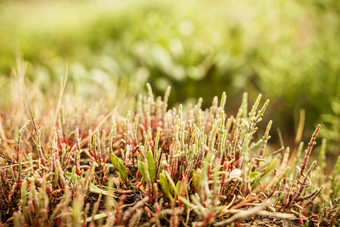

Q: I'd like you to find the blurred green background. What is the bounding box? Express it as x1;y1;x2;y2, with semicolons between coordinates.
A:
0;0;339;154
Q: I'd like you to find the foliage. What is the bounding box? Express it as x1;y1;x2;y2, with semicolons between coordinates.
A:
1;0;340;148
0;68;339;225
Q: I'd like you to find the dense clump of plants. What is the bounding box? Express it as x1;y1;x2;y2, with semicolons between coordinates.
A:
0;81;339;226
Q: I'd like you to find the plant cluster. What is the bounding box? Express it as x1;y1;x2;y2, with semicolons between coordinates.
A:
0;81;339;226
1;0;340;146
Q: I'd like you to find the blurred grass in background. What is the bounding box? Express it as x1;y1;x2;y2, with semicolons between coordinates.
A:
0;0;339;154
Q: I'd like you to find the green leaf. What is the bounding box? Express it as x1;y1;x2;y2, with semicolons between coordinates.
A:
138;161;147;182
165;171;177;192
110;153;118;169
248;172;260;182
116;172;122;180
253;158;278;188
64;173;117;198
159;173;172;199
146;151;156;184
110;153;127;181
262;158;278;176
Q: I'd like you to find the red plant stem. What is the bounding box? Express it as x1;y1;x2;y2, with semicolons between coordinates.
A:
299;124;320;178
